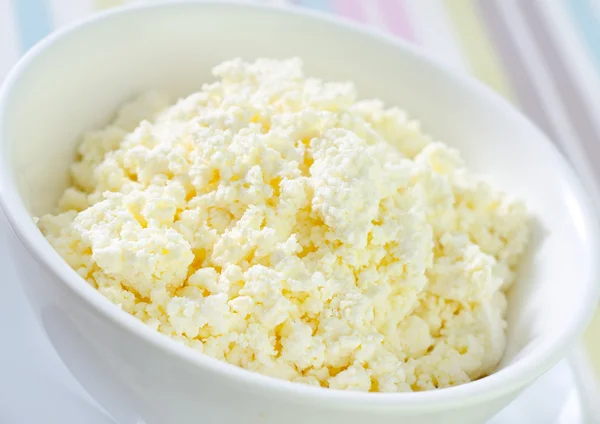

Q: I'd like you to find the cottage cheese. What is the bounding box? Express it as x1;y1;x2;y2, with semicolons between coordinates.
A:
38;58;529;392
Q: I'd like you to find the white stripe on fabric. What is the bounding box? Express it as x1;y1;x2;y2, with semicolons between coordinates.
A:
497;0;600;204
0;0;19;81
50;0;93;28
539;0;600;139
260;0;293;6
593;0;600;24
403;0;470;75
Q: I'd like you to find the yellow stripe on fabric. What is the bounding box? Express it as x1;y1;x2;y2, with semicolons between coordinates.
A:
443;0;515;102
583;309;600;380
94;0;126;10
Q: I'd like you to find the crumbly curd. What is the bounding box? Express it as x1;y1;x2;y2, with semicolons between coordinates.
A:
38;58;529;392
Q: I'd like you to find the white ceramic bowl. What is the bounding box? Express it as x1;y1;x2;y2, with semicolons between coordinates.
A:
1;3;598;424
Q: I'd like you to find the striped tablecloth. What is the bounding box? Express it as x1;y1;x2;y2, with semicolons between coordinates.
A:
2;0;600;411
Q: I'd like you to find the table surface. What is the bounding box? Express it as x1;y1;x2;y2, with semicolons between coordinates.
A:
1;0;600;421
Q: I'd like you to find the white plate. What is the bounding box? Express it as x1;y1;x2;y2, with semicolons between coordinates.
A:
0;213;591;424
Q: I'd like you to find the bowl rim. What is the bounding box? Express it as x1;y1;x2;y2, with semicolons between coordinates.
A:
1;0;599;409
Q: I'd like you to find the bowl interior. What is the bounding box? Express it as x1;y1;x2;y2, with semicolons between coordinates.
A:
1;3;597;378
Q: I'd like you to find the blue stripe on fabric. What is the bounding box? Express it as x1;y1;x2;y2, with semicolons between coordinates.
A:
297;0;332;12
12;0;52;53
565;0;600;69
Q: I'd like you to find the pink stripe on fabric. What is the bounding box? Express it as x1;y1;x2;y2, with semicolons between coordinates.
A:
332;0;366;23
377;0;414;41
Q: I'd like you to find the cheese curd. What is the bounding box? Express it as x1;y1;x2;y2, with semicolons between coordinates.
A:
38;58;529;392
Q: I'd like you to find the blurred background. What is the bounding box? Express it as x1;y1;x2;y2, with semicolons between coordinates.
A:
1;0;599;422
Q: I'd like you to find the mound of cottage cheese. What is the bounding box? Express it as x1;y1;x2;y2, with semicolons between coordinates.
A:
38;58;529;392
